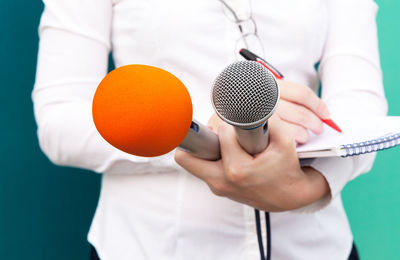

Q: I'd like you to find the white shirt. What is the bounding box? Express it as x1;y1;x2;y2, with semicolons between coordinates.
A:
33;0;388;259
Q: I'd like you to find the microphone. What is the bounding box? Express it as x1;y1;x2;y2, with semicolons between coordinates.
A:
211;60;280;155
92;64;220;160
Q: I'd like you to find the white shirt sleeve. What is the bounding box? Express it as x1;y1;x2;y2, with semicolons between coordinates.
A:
33;0;178;174
299;0;388;212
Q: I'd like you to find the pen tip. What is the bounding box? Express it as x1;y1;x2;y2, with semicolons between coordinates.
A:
321;118;342;133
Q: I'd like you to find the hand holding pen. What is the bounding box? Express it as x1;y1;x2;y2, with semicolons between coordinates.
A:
240;49;342;144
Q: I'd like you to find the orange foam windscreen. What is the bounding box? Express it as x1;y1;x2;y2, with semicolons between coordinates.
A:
92;65;193;157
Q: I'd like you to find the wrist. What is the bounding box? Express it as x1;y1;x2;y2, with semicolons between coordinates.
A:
277;167;330;211
267;166;318;211
300;166;331;206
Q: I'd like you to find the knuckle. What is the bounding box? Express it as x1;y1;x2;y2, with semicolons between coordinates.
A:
209;181;229;197
225;163;248;184
174;151;186;165
282;134;296;148
295;127;309;144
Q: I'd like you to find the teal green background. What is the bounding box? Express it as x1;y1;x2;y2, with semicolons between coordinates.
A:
0;1;100;259
341;0;400;259
0;0;399;259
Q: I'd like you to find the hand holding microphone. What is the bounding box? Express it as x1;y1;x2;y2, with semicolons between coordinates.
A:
175;114;330;211
174;60;330;211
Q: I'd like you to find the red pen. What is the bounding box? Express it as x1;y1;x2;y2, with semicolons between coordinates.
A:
239;48;342;133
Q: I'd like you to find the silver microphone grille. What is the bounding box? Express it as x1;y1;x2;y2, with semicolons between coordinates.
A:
212;61;279;128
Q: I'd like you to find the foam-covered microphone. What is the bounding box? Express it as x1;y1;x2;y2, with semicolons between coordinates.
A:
92;64;220;160
211;60;280;155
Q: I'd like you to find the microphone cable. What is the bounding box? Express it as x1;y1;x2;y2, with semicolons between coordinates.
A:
265;211;271;260
255;209;271;260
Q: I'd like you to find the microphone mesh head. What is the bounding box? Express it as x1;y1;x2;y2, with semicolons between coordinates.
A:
212;61;279;128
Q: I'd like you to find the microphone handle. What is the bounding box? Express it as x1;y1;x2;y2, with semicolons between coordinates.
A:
234;122;269;155
178;120;221;161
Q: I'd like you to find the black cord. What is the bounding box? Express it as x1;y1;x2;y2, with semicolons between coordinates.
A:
265;212;271;260
255;209;272;260
254;209;265;260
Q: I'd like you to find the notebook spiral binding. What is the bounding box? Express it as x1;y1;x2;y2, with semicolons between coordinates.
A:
341;133;400;157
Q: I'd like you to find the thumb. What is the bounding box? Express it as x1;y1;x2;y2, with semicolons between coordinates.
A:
218;125;253;166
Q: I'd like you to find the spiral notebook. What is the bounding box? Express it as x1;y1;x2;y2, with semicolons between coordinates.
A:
296;116;400;158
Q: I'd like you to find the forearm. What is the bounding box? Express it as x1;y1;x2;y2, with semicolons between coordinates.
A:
34;5;178;174
35;96;172;174
301;167;330;206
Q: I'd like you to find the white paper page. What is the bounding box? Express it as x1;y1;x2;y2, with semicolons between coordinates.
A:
296;116;400;153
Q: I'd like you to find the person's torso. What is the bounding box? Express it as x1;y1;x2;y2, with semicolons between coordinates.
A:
89;1;354;259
